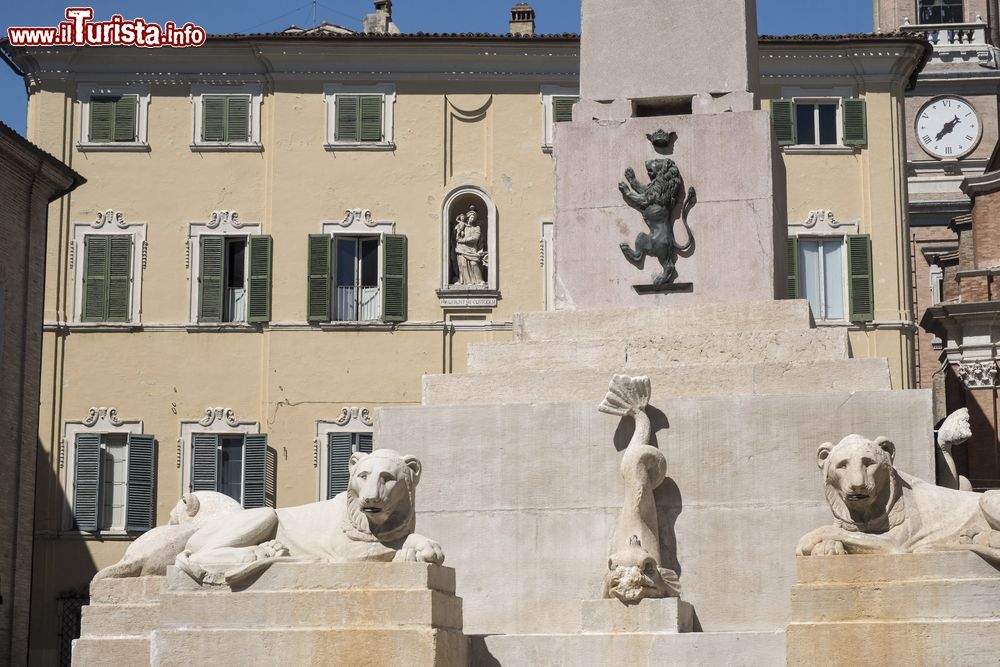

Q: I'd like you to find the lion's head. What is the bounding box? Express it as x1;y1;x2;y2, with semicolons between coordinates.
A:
643;158;682;209
818;434;902;532
345;449;421;542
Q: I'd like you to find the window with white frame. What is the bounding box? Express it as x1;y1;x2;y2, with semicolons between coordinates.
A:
787;234;874;322
191;85;263;150
920;0;963;24
324;84;396;150
541;86;580;151
72;212;145;325
307;230;407;323
78;84;150;151
188;214;271;324
316;412;374;501
189;433;269;507
64;412;156;534
771;98;867;149
325;432;373;499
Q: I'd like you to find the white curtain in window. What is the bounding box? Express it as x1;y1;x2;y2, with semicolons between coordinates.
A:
822;242;844;320
800;240;822;320
100;438;128;531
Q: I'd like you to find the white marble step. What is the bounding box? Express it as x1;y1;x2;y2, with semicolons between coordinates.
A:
513;300;814;342
79;603;160;638
466;328;849;373
72;637;150;667
422;358;890;406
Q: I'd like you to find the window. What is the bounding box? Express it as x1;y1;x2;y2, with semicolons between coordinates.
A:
325;85;396;150
201;95;251;143
307;233;407;323
920;0;963;24
541;86;580;150
787;235;873;322
326;432;373;499
88;96;138;143
78;84;150;151
191;85;262;150
190;433;268;508
198;234;272;323
81;234;133;322
72;432;155;533
771;98;867;148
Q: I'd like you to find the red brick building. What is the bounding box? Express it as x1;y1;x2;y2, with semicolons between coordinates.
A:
0;122;83;664
922;144;1000;489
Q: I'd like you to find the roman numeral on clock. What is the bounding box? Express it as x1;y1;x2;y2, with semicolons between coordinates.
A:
923;135;932;144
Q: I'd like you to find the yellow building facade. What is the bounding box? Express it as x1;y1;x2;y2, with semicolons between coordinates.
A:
2;29;927;660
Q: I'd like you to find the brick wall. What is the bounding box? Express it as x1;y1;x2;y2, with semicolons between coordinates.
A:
0;131;80;665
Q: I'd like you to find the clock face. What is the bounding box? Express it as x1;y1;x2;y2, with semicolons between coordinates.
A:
916;97;982;159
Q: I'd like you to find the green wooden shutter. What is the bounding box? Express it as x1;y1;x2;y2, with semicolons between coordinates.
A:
83;235;110;322
113;96;138;142
243;434;268;509
847;234;874;322
202;96;227;142
226;96;251;143
327;433;354;499
191;433;218;492
359;95;383;142
73;434;103;531
382;234;407;323
771;99;796;146
106;235;132;323
247;235;273;323
357;432;373;455
336;95;360;142
553;96;578;123
842;99;867;146
308;235;332;322
89;98;115;143
125;434;156;532
786;236;799;300
199;235;225;323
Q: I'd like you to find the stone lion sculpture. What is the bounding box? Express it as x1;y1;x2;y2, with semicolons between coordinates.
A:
92;492;243;581
618;158;696;286
174;449;444;585
796;434;1000;566
936;408;973;491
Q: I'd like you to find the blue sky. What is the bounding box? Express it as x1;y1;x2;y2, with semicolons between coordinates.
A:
0;0;873;135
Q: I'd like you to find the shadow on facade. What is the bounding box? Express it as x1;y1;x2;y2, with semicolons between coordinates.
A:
31;440;98;665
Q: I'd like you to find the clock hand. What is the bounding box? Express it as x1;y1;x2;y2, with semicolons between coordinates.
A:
935;115;961;142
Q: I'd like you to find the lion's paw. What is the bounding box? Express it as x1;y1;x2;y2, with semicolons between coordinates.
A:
814;540;846;556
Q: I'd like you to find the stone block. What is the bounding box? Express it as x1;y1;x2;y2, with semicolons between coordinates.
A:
165;561;455;594
580;0;758;102
80;603;161;638
476;630;786;666
422;359;891;406
787;552;1000;666
73;637;150;667
151;628;467;667
580;598;694;633
159;589;463;631
89;576;165;604
376;390;934;636
150;563;466;666
553;113;782;310
512;299;814;342
465;329;849;374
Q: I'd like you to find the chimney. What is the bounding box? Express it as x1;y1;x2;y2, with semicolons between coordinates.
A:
509;3;536;36
364;0;400;34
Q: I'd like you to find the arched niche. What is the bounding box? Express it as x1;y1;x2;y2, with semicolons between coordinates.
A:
437;186;500;308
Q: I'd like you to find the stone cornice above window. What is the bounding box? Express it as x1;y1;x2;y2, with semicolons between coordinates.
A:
788;209;859;235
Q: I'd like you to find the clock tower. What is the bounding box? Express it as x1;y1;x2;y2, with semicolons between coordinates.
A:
875;0;1000;394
